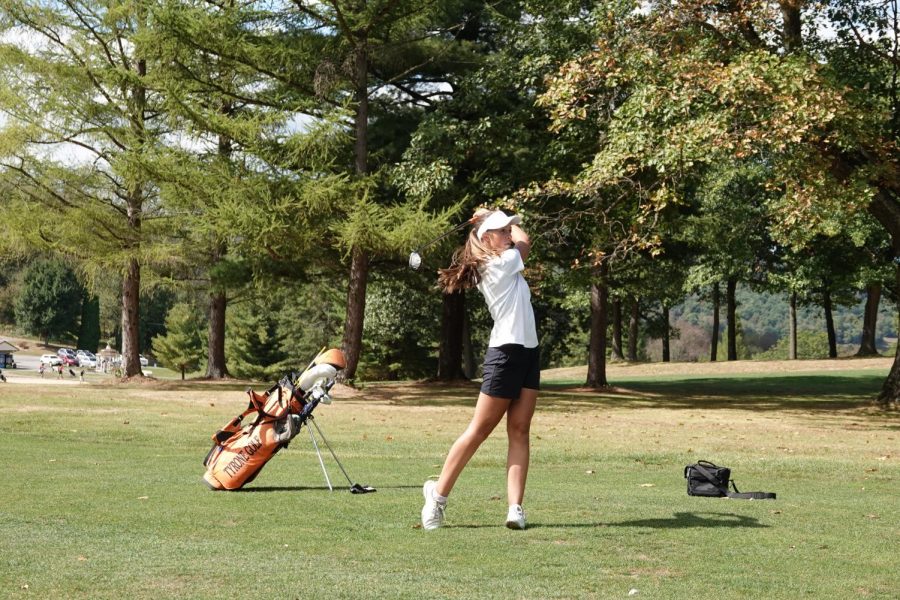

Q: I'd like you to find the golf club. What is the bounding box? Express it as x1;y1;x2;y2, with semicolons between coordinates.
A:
408;216;476;270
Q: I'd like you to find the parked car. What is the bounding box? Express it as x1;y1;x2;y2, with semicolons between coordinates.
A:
139;355;149;367
76;350;98;368
40;354;62;366
57;348;80;366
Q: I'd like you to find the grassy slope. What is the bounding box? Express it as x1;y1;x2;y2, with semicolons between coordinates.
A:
0;362;897;599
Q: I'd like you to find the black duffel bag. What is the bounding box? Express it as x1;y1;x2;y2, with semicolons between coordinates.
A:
684;460;776;500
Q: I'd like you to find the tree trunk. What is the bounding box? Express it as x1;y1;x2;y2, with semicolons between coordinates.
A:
121;53;146;378
823;288;837;358
611;299;624;360
340;36;371;382
627;296;639;361
586;263;609;388
856;283;881;356
180;365;185;381
205;121;232;380
340;246;369;381
710;282;720;361
462;301;475;379
206;290;229;378
865;189;900;405
726;278;737;361
437;290;466;380
662;304;670;363
121;257;142;377
780;0;803;53
788;291;797;360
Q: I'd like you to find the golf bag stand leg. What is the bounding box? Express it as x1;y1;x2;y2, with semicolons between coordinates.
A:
307;415;375;493
306;419;334;491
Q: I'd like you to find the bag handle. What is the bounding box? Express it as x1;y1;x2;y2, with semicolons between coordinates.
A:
692;462;776;500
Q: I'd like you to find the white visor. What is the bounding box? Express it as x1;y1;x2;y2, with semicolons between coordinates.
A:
477;210;522;240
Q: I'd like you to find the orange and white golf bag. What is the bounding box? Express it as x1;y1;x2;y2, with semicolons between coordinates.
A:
202;349;374;493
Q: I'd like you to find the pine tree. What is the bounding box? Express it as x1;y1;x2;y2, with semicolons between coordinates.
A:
15;258;84;345
0;0;169;376
225;299;290;382
152;304;204;380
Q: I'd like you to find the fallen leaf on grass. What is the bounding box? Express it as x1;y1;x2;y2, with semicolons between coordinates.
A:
412;523;422;529
639;483;655;488
137;496;149;500
865;514;879;519
490;495;501;501
877;455;890;461
21;584;28;590
77;556;87;561
770;510;782;515
385;435;394;441
586;470;595;475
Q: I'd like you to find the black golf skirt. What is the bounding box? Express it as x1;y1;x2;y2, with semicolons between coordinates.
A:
480;344;540;400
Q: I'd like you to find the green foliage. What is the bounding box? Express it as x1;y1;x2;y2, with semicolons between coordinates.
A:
76;293;101;353
359;275;441;380
139;288;175;355
152;303;204;379
225;297;291;382
275;276;346;365
755;331;833;361
14;258;84;344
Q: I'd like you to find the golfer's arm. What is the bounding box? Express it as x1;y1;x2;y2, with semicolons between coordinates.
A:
511;225;531;261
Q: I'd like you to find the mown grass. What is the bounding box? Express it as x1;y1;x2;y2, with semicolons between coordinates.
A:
0;367;898;599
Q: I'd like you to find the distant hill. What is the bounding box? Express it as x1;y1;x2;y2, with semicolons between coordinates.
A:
660;285;897;361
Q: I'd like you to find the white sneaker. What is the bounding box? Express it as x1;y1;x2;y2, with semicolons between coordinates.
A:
421;480;446;530
505;504;526;530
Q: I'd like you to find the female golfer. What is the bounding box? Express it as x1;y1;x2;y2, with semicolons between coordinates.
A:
421;208;539;530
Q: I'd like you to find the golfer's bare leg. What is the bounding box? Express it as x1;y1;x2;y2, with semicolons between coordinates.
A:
435;392;510;497
506;387;538;506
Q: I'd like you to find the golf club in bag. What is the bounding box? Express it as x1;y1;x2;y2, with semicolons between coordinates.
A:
408;215;477;270
202;348;375;494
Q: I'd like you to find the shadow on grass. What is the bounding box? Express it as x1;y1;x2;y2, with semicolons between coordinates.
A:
236;484;418;493
602;511;769;529
356;373;891;414
447;512;767;529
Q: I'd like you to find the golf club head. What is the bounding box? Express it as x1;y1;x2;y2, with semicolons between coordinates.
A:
349;483;376;494
408;251;422;270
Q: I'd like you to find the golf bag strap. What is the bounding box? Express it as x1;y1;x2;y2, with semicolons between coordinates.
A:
693;462;776;500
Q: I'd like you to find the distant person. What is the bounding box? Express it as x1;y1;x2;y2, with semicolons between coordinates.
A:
57;364;63;379
79;369;85;383
39;364;45;378
0;369;6;383
421;209;539;531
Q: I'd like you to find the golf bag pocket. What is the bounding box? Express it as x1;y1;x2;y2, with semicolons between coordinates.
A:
685;461;730;497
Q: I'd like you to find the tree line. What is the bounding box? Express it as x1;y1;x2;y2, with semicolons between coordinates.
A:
0;1;897;406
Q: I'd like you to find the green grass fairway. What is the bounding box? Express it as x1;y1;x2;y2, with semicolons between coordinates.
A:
1;363;898;599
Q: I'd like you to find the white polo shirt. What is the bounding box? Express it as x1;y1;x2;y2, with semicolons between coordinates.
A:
477;248;538;349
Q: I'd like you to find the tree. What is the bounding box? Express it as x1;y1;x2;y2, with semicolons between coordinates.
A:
537;1;899;399
15;258;84;345
77;293;101;353
0;0;167;376
147;0;358;379
152;303;203;380
225;297;291;381
396;1;599;380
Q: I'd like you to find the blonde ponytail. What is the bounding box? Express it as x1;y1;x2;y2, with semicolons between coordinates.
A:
437;209;497;294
